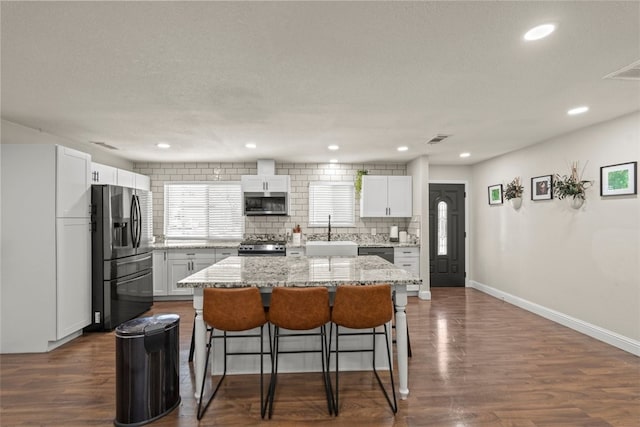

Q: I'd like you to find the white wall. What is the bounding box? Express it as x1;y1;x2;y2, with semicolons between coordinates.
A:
430;165;473;183
0;120;132;169
470;112;640;347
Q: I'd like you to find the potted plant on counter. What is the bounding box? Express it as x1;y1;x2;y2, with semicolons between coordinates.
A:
505;176;524;209
554;161;593;209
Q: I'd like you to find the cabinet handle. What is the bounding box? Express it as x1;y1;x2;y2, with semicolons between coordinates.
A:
96;171;100;181
164;252;166;261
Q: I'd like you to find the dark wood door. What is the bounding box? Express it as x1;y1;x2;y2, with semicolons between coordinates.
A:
429;184;465;287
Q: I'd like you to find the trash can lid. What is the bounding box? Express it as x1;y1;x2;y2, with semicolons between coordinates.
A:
115;314;180;337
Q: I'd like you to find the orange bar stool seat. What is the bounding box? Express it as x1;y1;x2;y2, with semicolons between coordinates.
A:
330;284;398;415
267;286;334;418
197;287;270;420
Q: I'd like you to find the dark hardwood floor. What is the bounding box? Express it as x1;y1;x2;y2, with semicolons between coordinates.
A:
1;288;638;426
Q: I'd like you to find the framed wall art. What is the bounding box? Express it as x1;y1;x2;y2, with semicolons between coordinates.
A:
488;184;503;205
531;175;553;200
600;161;637;196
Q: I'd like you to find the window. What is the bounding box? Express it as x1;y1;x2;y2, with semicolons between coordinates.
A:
164;182;243;240
437;201;447;255
308;181;355;227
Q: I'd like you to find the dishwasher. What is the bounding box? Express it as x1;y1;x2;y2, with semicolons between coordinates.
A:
357;246;394;263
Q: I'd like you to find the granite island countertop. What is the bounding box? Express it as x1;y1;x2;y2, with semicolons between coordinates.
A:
178;255;422;288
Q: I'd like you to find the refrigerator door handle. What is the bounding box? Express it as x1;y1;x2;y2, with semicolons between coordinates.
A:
130;195;141;248
133;195;141;248
137;195;142;247
129;196;136;248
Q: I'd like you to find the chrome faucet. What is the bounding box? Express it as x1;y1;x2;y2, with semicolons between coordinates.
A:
328;215;331;241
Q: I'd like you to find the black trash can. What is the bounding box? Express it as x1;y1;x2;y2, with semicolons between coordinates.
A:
114;314;181;426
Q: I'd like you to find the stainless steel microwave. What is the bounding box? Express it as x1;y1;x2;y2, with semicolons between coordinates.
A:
243;192;288;215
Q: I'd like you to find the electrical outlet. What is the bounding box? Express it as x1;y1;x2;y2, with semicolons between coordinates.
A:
371;228;376;235
94;312;101;323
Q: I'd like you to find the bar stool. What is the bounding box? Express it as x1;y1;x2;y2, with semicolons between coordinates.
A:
330;284;397;415
197;287;270;420
267;286;333;418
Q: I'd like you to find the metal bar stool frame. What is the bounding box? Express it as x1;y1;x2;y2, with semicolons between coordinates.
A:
197;287;271;421
267;286;334;418
329;284;398;415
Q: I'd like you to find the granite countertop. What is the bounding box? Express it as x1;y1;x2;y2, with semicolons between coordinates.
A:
153;237;419;250
285;241;419;249
178;255;422;288
152;240;242;249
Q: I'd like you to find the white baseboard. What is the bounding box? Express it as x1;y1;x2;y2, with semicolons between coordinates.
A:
468;280;640;356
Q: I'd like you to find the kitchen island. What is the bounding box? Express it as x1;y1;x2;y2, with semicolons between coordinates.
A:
178;255;421;401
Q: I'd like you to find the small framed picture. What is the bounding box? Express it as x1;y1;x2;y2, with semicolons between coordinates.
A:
600;161;637;196
531;175;553;200
488;184;503;205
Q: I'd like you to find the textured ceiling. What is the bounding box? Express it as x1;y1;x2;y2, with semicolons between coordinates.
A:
1;1;639;165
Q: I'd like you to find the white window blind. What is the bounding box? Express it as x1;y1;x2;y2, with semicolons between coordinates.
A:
164;182;243;239
308;181;355;227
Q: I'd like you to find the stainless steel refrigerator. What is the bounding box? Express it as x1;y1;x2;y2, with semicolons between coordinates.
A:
88;184;153;331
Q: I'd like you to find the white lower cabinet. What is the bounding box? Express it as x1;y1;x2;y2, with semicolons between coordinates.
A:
394;247;420;292
56;217;92;339
168;250;216;296
153;248;236;299
153;250;169;296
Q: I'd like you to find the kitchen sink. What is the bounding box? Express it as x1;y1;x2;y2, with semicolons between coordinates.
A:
305;241;358;256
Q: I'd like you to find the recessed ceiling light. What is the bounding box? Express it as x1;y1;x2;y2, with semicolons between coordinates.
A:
245;142;257;148
329;159;338;163
328;145;339;150
156;143;171;149
567;106;589;116
397;146;408;152
460;152;471;158
524;23;556;41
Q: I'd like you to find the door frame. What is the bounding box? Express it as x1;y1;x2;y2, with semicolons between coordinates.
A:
428;180;470;287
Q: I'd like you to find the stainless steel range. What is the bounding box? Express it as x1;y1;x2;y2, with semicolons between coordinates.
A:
238;240;287;256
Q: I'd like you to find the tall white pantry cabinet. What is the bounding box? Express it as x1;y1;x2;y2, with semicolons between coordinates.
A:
1;144;92;353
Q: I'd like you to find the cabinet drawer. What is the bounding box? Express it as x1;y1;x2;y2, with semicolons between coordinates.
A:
215;248;237;261
394;247;419;258
167;249;216;260
287;248;305;257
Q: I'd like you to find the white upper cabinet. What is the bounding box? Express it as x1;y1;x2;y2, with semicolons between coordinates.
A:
91;162;117;185
360;175;412;217
56;146;91;218
134;173;151;191
91;162;151;191
241;175;290;192
386;176;412;217
116;169;136;188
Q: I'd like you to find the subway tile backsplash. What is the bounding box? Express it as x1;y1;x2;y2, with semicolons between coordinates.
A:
134;161;412;240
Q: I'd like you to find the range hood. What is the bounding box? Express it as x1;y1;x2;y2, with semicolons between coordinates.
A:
241;160;291;216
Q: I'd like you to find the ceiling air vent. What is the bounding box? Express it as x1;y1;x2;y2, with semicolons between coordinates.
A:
426;134;451;145
90;141;119;150
603;59;640;81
